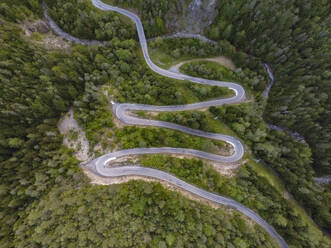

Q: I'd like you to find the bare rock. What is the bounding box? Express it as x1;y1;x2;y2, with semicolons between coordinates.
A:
31;19;50;33
165;0;218;34
24;19;50;35
58;108;90;161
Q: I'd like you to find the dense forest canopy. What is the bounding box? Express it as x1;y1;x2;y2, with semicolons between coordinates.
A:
0;1;278;247
100;0;331;233
0;0;330;248
110;0;331;176
108;0;180;37
153;60;331;232
206;0;331;176
46;0;136;41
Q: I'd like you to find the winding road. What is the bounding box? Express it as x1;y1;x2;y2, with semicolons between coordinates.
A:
45;0;289;247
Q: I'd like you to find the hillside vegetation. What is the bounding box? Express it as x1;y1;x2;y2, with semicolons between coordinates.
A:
0;0;330;248
0;1;280;247
104;0;331;235
206;0;330;176
179;60;331;232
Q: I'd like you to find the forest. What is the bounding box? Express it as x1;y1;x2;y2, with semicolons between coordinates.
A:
175;61;331;231
140;155;329;247
0;0;330;248
0;5;279;247
110;0;331;176
102;0;331;235
46;0;136;41
108;0;180;37
205;0;331;175
0;1;276;247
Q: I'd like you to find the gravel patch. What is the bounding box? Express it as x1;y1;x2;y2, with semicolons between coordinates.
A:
58;108;90;161
21;19;71;50
169;56;236;73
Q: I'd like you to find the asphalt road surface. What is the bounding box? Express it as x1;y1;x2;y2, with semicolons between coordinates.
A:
44;1;289;247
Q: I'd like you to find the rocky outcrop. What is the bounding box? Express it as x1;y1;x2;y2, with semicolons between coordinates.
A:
23;19;50;36
58;108;90;162
165;0;218;34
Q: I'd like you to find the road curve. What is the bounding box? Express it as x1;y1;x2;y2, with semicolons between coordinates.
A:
147;32;305;143
87;160;288;248
91;0;245;162
314;176;331;185
42;2;103;46
45;0;289;247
